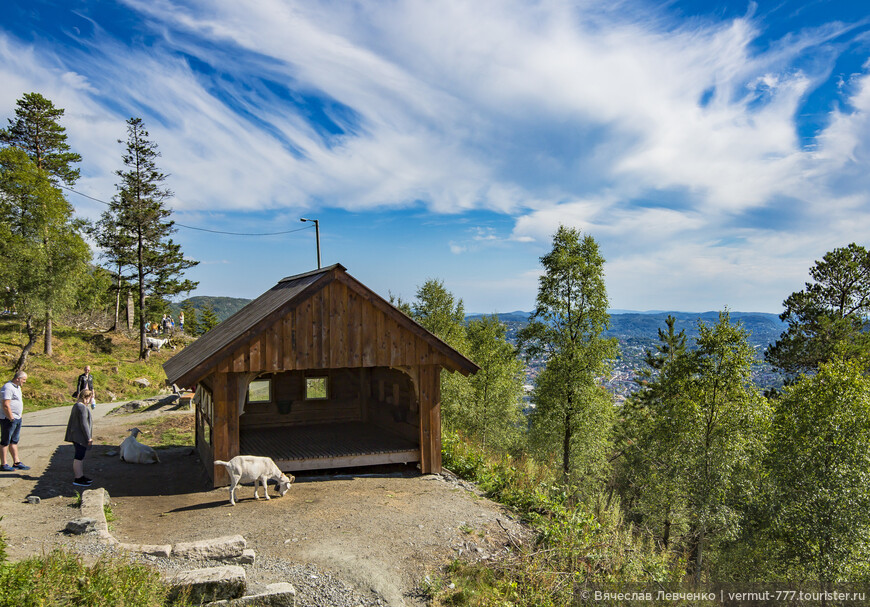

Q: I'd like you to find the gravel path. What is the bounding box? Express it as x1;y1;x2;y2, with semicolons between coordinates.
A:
0;400;531;607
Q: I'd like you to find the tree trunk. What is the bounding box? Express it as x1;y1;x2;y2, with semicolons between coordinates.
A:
563;397;573;479
43;310;53;355
15;315;39;372
110;273;121;332
663;513;671;549
126;290;134;330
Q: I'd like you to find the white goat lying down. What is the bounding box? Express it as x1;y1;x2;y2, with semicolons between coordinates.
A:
119;428;160;464
214;455;295;506
145;336;175;351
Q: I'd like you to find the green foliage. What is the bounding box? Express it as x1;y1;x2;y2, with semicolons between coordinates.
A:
438;431;685;606
73;265;116;314
0;549;184;606
619;312;770;583
463;315;526;451
198;303;220;334
170;296;250;323
0;146;91;369
0;318;173;411
413;278;468;352
0;517;6;565
519;226;618;479
179;302;200;336
407;279;472;432
0;92;81;186
766;243;870;378
766;357;870;586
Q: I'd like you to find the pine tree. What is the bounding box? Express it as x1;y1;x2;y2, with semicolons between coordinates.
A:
1;92;82;354
0;92;81;185
199;303;219;334
103;117;199;358
766;243;870;379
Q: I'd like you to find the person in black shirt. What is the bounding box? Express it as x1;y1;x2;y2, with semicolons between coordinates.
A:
75;366;96;410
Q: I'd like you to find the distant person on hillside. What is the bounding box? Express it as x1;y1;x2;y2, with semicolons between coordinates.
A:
179;311;184;333
74;365;97;410
161;314;169;334
1;371;30;472
65;388;93;487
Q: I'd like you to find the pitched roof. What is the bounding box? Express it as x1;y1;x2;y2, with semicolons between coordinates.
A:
163;264;478;385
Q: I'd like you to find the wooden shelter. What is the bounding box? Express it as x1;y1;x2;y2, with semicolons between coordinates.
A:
163;264;478;487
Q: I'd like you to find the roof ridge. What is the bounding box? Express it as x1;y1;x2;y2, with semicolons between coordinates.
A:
278;263;346;283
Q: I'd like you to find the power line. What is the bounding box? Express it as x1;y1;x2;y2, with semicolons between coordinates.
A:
58;184;314;237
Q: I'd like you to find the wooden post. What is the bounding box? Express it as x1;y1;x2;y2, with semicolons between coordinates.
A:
418;365;442;474
212;372;240;486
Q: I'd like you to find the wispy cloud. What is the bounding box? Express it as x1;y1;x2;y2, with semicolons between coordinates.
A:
1;0;868;311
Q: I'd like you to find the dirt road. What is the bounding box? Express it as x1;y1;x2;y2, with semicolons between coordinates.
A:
0;401;529;606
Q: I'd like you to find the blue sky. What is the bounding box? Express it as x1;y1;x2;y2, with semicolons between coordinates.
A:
2;0;869;314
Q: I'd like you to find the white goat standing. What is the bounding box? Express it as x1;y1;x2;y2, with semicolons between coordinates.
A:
145;336;175;351
213;455;294;506
119;428;160;464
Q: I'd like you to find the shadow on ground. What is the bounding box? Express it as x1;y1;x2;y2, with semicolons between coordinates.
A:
31;444;212;499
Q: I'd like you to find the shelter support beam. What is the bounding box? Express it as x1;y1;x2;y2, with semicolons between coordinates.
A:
212;372;240;486
417;365;442;474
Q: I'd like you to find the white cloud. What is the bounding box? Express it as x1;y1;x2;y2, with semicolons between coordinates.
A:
2;0;869;312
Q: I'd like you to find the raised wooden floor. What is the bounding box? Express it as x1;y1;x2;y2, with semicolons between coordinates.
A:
239;422;420;472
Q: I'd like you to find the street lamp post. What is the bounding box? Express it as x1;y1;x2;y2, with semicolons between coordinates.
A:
300;218;321;269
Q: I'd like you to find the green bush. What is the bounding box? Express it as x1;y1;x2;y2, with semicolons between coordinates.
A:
437;430;686;606
0;549;185;606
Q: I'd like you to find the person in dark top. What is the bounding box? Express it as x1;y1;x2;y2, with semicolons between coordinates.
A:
65;388;93;487
75;366;96;410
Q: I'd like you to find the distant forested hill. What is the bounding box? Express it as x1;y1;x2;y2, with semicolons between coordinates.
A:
170;296;252;322
605;311;785;349
467;310;786;351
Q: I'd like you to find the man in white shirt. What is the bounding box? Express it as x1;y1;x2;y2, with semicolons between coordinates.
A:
1;371;30;471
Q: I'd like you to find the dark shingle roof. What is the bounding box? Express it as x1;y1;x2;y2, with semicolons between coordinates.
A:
163;264;341;385
163;263;479;385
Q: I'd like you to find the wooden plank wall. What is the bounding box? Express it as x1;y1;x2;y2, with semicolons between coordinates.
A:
213;280;456;374
240;369;363;429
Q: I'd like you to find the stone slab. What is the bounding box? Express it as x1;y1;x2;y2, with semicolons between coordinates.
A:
172;534;247;559
165;565;246;604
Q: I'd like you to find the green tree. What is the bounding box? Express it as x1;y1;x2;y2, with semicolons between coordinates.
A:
102;118;198;358
0;92;81;186
412;279;467;350
518;226;618;481
617;315;690;549
199;303;219;334
408;279;472;433
464;315;525;451
89;209;137;331
0;147;89;370
767;357;870;588
1;92;83;354
180;302;200;336
766;243;870;379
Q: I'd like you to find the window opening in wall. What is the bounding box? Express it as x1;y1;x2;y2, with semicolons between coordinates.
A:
248;379;272;403
305;377;328;400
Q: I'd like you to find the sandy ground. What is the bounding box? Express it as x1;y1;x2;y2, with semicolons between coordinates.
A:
0;401;531;606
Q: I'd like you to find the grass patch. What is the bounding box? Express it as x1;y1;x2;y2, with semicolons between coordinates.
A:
0;318;182;411
136;414;195;448
0;548;187;606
